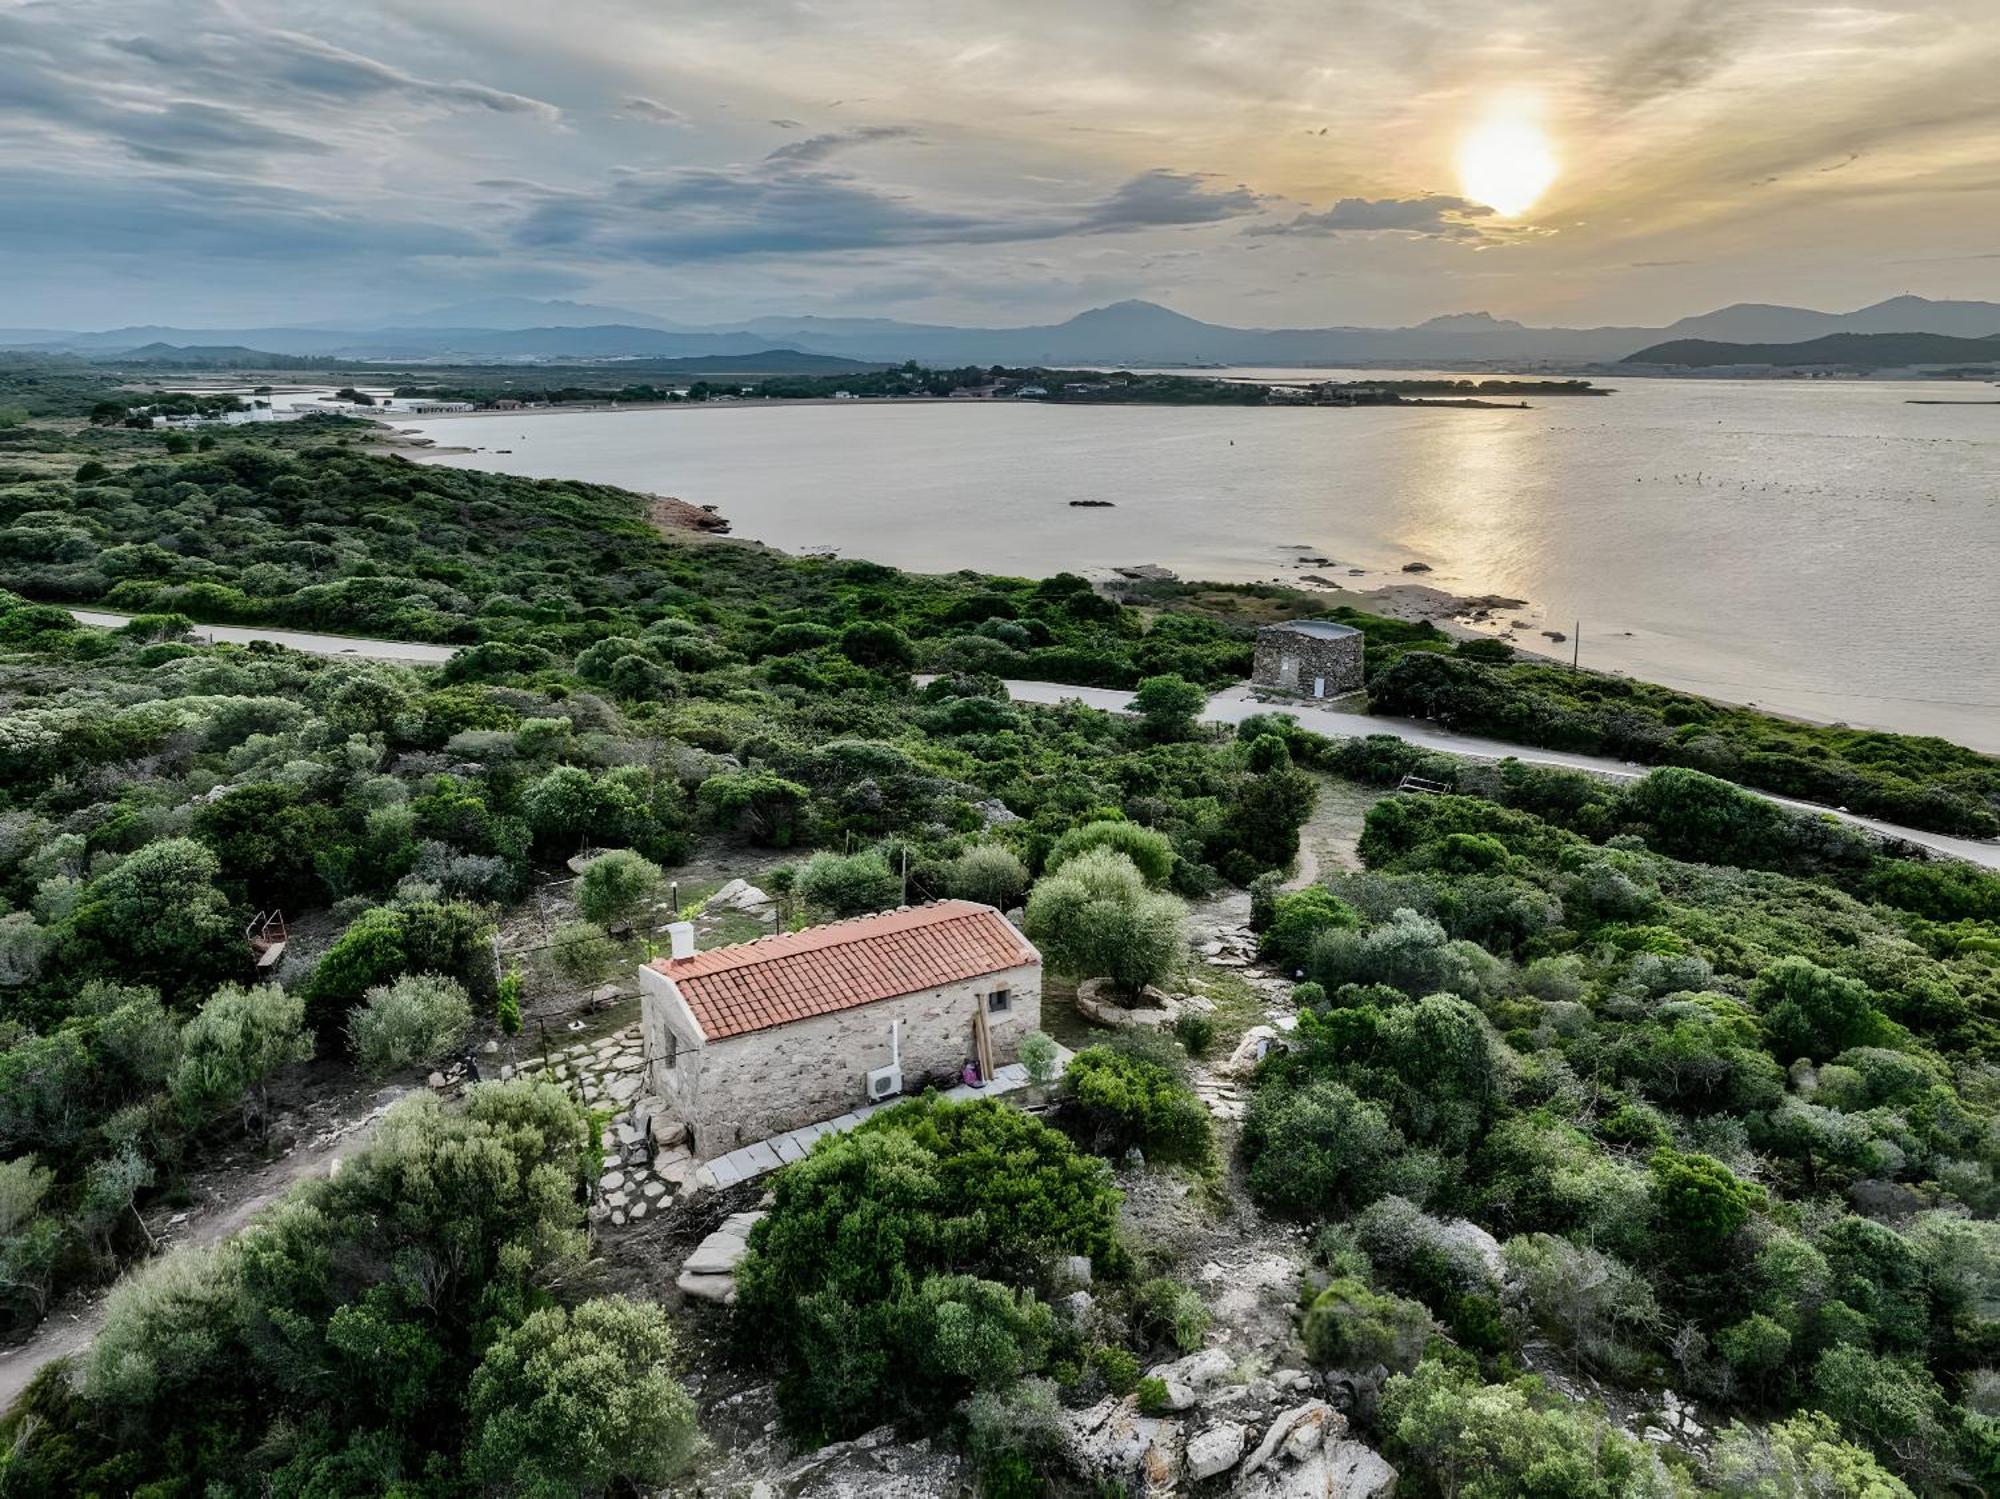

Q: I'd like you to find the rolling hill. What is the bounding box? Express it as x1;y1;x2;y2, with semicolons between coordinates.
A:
1622;331;2000;368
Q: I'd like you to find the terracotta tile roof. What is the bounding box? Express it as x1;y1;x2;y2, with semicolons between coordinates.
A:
652;901;1038;1042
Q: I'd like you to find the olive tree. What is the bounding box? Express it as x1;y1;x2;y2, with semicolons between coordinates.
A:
347;974;473;1075
1023;848;1184;997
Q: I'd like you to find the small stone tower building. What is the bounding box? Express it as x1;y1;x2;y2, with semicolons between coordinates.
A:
1251;620;1364;699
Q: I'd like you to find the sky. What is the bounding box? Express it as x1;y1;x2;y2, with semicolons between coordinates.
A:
4;0;1998;332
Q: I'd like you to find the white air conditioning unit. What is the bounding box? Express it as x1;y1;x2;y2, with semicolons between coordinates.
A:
866;1065;903;1102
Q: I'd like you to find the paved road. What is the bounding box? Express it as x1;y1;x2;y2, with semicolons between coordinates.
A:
70;609;458;664
979;677;2000;871
58;617;1999;870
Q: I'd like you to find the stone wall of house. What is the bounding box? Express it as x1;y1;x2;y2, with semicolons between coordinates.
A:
1251;625;1364;697
640;961;1041;1159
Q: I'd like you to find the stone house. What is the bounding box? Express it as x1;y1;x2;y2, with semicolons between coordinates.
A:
637;901;1041;1160
1251;619;1364;699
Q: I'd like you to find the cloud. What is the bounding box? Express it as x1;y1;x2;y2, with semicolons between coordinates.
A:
1250;194;1499;241
504;148;1266;264
1074;170;1264;232
103;23;559;119
622;97;689;126
765;125;919;166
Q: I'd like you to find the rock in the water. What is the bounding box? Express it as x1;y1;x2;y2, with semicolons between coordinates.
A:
1186;1421;1248;1481
1401;562;1432;573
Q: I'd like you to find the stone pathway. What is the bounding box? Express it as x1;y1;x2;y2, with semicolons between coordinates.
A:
506;1023;694;1225
694;1059;1047;1189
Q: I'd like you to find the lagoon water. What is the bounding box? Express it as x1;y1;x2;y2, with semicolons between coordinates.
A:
404;376;2000;751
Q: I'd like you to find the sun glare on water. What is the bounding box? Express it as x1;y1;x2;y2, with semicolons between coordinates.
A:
1456;104;1558;218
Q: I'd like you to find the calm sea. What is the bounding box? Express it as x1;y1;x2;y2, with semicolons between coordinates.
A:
402;375;2000;751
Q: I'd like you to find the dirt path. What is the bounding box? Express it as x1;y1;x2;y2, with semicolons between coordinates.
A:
0;1086;411;1409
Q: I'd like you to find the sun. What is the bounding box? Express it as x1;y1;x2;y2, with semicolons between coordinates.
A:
1456;103;1559;218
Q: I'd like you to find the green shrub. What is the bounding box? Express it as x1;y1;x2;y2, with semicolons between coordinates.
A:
1242;1080;1402;1217
1093;1345;1139;1395
1057;1045;1211;1166
1302;1277;1430;1373
1046;820;1175;887
576;850;667;928
1133;1276;1211;1353
169;983;313;1131
347;974;473;1074
1135;1376;1172;1415
796;849;903;917
1171;1010;1214;1057
1018;1030;1060;1087
1259;886;1361;970
734;1097;1121;1441
946;843;1032;909
467;1297;698;1494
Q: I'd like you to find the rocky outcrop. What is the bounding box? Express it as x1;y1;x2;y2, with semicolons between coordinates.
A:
1146;1347;1237;1411
750;1425;964;1498
1075;977;1183;1028
1063;1394;1183;1498
1065;1370;1398;1497
677;1209;765;1303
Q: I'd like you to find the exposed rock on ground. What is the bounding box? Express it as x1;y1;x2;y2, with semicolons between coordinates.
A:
676;1209;765;1303
1076;977;1185;1028
750;1426;966;1499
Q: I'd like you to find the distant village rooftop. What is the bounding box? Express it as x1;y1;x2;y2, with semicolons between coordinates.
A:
646;900;1036;1042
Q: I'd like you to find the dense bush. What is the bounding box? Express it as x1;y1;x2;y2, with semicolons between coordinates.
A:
347;973;474;1074
0;1083;624;1494
734;1097;1122;1441
1056;1044;1212;1166
1302;1277;1431;1373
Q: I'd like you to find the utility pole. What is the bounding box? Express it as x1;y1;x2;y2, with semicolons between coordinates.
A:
1572;621;1581;672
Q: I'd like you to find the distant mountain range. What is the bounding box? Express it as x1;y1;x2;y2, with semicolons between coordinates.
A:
7;294;2000;368
1623;330;2000;369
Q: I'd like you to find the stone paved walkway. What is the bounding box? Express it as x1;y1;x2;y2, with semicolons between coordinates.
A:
694;1060;1045;1189
506;1023;693;1225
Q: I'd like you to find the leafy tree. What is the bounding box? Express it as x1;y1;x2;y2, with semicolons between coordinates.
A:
944;843;1031;909
1022;848;1184;996
1131;673;1207;741
1650;1148;1764;1255
734;1097;1120;1440
1241;1079;1402;1216
796;849;903;917
1750;956;1890;1062
836;621;916;672
550;920;620;987
1056;1045;1211;1165
697;770;810;847
1381;1360;1679;1499
467;1297;699;1497
64;838;239;1006
1302;1277;1431;1373
1711;1412;1915;1499
347;973;473;1074
576;850;667;928
1045;818;1175;886
1259;885;1361;970
169;982;313;1133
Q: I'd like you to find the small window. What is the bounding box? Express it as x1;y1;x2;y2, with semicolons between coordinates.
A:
986;989;1012;1015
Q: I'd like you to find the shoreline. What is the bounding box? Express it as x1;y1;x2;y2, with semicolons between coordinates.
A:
383;409;2000;754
